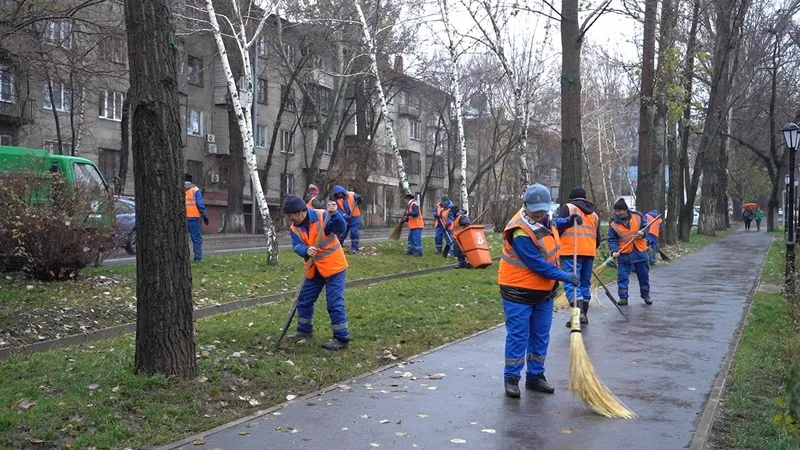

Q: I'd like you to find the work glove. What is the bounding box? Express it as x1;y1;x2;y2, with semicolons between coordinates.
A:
403;214;409;223
566;273;580;285
569;214;583;226
433;212;439;219
202;217;209;226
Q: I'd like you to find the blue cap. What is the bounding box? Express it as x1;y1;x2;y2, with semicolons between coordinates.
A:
524;184;551;212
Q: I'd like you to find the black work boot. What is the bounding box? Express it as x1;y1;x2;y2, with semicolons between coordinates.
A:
287;331;313;341
643;296;653;305
504;376;521;398
617;298;628;306
321;338;348;351
580;302;589;325
525;373;555;394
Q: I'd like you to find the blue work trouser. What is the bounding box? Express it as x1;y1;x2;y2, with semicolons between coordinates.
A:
617;261;650;299
647;238;659;265
296;270;350;342
187;217;203;261
339;216;361;251
503;298;554;381
561;256;594;305
453;240;467;266
407;228;423;255
434;227;454;254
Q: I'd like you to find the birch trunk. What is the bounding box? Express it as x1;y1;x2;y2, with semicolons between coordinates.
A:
74;86;86;154
206;0;278;265
354;1;411;195
438;0;468;211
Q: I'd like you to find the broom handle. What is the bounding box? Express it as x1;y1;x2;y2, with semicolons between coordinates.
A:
572;224;578;309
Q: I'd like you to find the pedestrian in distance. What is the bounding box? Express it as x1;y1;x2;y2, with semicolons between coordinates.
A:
306;184;320;209
332;185;362;253
755;208;764;231
449;205;472;269
743;208;753;231
404;193;424;257
184;174;209;262
284;195;351;351
498;184;581;398
555;187;601;327
433;195;455;255
608;198;651;306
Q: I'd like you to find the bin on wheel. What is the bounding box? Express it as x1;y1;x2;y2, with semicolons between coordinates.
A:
453;225;492;269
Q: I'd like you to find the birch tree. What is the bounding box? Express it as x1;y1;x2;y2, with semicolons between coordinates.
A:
200;0;279;264
354;0;411;195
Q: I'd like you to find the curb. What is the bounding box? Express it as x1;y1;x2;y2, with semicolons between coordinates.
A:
154;323;506;450
687;233;771;449
0;257;499;361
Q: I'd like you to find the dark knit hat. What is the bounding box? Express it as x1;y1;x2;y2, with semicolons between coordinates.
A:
405;193;415;200
441;195;449;203
613;198;629;211
569;186;586;200
282;195;307;214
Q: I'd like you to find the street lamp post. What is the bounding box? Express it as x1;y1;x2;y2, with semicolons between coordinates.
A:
782;122;800;294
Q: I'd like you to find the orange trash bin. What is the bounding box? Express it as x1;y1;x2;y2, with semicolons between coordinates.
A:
453;225;492;269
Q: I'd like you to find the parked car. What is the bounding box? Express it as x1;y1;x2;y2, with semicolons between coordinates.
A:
114;197;136;255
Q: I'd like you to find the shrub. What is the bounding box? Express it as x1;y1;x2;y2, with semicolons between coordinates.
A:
0;168;115;281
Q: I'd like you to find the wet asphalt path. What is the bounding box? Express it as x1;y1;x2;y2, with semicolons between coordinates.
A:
168;230;772;450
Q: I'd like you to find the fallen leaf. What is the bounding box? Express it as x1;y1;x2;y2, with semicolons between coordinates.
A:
481;429;496;434
208;389;218;399
238;432;249;436
341;427;349;431
562;428;573;434
112;385;122;392
27;438;45;444
286;395;297;401
196;376;208;384
396;432;409;437
370;444;380;448
249;399;261;406
402;372;413;378
192;439;206;446
16;399;36;410
451;438;467;444
285;360;295;366
428;386;438;390
86;383;100;391
417;414;429;418
379;419;390;424
361;414;370;419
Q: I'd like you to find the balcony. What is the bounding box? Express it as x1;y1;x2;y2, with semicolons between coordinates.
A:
398;104;420;118
0;97;35;124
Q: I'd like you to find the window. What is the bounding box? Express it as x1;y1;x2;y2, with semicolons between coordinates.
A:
324;137;334;155
255;124;267;148
384;154;393;173
99;90;124;121
430;155;445;178
310;55;326;71
187;109;202;136
398;91;409;107
219;164;231;187
0;134;10;145
281;85;296;112
282;43;295;66
307;84;332;116
99;148;121;181
0;67;13;103
114;199;134;215
400;150;421;175
281;173;294;196
44;20;71;47
98;36;125;64
257;36;268;57
187;56;203;86
410;120;422;140
73;162;107;191
187;160;203;186
280;129;293;154
43;80;72;112
43;139;72;155
257;78;268;104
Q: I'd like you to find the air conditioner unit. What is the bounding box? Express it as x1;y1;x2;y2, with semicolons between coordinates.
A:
211;173;220;183
206;134;216;143
206;143;218;154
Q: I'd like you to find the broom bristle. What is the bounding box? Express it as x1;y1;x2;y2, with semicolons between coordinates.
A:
388;222;403;240
569;331;637;419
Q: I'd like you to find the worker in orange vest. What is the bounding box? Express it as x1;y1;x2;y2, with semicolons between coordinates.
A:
306;184;320;209
284;195;351;351
608;198;650;306
555;187;601;326
498;184;580;398
404;193;424;256
184;174;209;262
332;185;362;252
644;210;663;265
433;195;455;255
449;205;472;269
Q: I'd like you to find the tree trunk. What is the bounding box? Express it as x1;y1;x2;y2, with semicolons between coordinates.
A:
47;78;64;155
666;119;679;244
125;0;196;378
678;0;701;242
636;0;658;214
559;0;583;204
223;93;246;233
117;92;130;196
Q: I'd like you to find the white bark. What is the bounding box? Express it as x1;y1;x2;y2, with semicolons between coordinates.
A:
438;0;469;212
354;1;411;196
74;86;86;154
206;0;279;265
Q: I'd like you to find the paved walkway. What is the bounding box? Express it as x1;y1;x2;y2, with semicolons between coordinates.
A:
166;231;772;450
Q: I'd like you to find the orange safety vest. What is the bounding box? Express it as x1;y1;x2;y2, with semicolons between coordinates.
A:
453;213;465;231
559;204;599;257
646;213;662;238
407;200;424;229
306;195;317;209
336;192;361;218
611;213;648;254
436;204;452;230
498;209;562;291
290;209;348;279
185;186;201;218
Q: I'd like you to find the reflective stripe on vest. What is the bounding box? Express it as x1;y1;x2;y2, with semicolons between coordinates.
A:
337;192;361;218
407;200;424;229
646;213;662;238
497;209;561;291
185;186;200;218
611;213;648;253
436;205;451;229
559;204;599;257
291;209;349;278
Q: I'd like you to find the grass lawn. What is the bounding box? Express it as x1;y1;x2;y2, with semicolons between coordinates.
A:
0;235;504;348
708;233;800;449
0;267;504;449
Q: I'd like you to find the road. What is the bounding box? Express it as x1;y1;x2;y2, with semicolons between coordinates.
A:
103;229;436;267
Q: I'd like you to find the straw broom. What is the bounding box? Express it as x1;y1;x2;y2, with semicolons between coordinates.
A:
568;225;637;419
388;220;404;240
